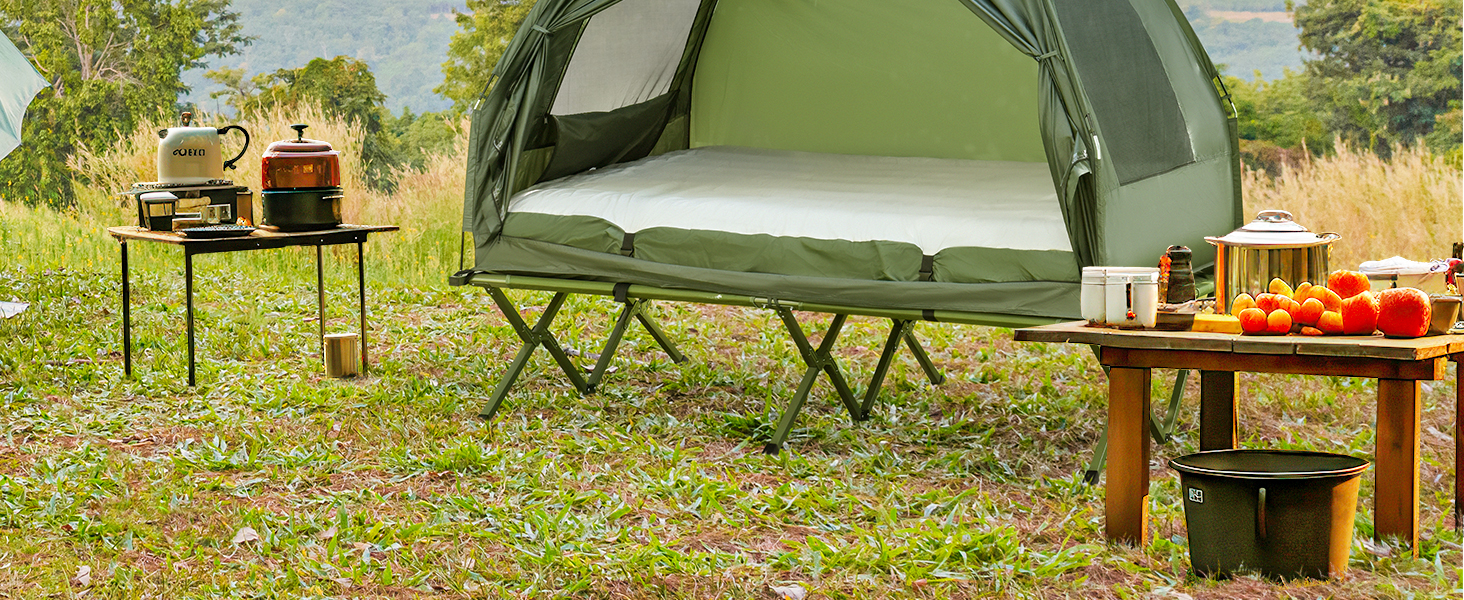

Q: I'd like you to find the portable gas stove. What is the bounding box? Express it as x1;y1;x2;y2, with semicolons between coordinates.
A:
118;179;253;228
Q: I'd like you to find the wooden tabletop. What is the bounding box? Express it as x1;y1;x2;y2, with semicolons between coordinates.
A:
109;224;397;244
1015;320;1464;362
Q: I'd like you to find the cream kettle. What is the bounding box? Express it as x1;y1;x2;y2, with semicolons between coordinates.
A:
156;112;250;184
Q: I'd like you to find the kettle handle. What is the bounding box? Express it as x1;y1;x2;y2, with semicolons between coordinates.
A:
217;125;250;171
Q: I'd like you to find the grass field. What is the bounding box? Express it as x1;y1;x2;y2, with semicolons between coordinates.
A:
0;118;1459;598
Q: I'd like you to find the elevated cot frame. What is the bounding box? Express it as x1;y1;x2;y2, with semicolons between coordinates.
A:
451;270;1190;459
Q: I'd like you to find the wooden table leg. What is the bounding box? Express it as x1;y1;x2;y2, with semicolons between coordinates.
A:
1199;370;1238;451
1107;366;1151;545
1375;378;1420;556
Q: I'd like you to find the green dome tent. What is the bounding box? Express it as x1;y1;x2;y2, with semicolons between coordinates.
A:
452;0;1243;449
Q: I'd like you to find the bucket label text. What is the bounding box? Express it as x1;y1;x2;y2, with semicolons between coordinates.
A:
1187;488;1203;503
172;148;207;157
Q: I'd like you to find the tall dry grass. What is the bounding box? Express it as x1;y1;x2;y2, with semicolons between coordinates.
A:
1243;141;1463;270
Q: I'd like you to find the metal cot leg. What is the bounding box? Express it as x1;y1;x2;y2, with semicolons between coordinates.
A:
634;307;687;363
903;327;946;385
479;289;587;420
765;310;858;454
857;319;946;422
586;299;640;393
858;319;909;421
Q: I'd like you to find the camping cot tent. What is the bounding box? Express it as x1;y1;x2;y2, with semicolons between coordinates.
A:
450;0;1243;452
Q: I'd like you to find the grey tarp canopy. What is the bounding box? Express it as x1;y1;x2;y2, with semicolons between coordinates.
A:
459;0;1242;321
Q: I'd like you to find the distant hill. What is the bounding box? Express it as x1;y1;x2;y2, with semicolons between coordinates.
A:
182;0;466;115
183;0;1308;114
1180;0;1311;81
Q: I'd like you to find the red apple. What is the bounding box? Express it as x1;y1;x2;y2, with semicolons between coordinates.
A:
1266;309;1292;335
1328;270;1371;300
1255;293;1282;314
1376;287;1431;338
1309;286;1343;312
1238;307;1269;334
1294;298;1325;326
1340;291;1379;335
1317;310;1345;335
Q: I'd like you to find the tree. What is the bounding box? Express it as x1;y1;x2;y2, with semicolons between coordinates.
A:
0;0;248;206
229;56;398;190
1227;70;1331;151
245;57;388;135
436;0;536;111
203;66;255;115
1292;0;1463;155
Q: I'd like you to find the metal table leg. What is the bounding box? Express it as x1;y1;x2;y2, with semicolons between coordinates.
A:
357;241;368;374
121;240;132;378
185;250;196;386
317;245;326;355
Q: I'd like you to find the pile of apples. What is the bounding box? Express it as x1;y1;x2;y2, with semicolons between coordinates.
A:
1232;270;1432;338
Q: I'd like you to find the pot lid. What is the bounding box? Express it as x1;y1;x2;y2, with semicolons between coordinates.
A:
264;123;336;154
1205;209;1341;248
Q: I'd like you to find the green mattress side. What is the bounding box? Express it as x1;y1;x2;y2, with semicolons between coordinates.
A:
502;212;1081;285
633;227;923;282
475;235;1082;319
502;212;624;255
932;247;1080;284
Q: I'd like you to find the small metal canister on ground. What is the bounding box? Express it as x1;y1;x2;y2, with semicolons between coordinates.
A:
324;333;359;378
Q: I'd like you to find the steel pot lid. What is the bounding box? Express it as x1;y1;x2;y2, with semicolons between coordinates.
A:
1204;209;1341;248
263;123;336;155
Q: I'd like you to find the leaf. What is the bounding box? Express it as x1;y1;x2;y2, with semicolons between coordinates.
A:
316;525;337;540
73;565;91;587
771;584;806;600
1361;538;1393;558
231;526;260;544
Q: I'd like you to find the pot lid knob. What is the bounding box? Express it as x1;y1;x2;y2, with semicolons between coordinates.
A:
1240;209;1311;233
1256;209;1293;224
290;123;308;142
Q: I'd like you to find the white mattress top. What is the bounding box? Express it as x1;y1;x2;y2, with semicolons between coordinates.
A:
510;146;1072;254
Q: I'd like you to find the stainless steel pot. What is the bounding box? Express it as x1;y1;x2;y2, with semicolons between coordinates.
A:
1206;210;1340;312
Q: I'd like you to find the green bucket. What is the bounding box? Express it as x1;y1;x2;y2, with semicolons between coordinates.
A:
1169;449;1370;580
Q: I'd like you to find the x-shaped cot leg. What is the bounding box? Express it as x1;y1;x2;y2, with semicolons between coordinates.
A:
480;289;588;420
765;310;860;455
858;319;947;421
1081;359;1190;485
585;298;688;393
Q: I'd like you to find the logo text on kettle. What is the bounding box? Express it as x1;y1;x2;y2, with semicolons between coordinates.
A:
172;148;207;157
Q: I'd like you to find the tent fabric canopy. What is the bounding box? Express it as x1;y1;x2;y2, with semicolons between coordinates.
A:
462;0;1242;321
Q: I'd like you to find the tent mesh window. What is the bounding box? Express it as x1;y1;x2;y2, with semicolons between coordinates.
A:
549;0;702;116
1052;0;1194;185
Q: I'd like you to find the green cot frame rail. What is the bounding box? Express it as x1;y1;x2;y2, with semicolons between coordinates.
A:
454;271;1187;461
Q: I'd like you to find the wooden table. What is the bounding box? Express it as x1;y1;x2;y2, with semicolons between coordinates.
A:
108;225;398;385
1015;322;1463;555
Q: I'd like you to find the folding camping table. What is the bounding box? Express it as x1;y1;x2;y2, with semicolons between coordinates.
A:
1015;322;1463;556
108;225;397;385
